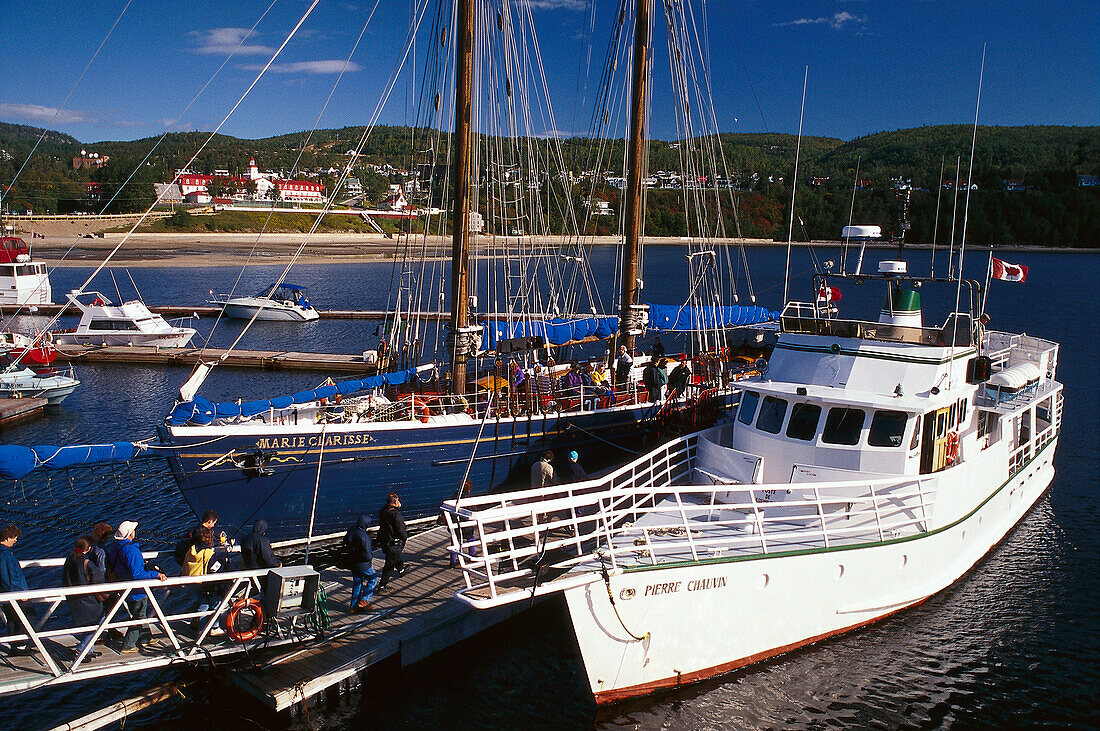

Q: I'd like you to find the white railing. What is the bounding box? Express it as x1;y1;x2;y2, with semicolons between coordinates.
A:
0;567;310;685
442;432;940;607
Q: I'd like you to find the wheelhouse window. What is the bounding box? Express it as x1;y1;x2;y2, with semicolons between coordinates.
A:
868;410;908;447
785;403;821;441
755;396;788;434
738;392;759;426
822;407;865;445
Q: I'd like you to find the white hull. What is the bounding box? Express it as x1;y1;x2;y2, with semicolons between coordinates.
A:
562;438;1057;703
0;370;81;404
53;331;195;348
220;300;318;321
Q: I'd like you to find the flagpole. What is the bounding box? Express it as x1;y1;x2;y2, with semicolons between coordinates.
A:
980;245;994;316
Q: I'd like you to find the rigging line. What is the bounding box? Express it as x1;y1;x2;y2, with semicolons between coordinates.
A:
948;156;961;278
198;0;382;359
0;0;282;339
303;424;327;564
1;0;287;368
950;43;986;385
931;156;945;279
1;0;134;209
69;0;322;324
842;156;861;275
782;65;808;306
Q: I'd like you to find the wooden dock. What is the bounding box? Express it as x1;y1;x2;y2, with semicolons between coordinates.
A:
0;397;48;426
228;527;523;713
53;344;378;373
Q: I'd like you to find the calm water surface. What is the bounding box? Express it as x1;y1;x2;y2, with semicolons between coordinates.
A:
2;247;1096;729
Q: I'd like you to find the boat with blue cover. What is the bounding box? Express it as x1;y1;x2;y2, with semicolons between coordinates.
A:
209;282;319;322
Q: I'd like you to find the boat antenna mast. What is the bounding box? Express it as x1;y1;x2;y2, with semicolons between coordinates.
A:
890;184;912;259
448;0;476;395
617;0;653;354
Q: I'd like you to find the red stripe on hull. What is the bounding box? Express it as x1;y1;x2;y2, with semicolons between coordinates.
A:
593;598;928;706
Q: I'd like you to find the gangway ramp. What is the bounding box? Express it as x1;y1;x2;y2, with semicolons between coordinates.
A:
0;528;523;710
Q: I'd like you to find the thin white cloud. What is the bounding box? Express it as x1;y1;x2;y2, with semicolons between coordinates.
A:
192;27;276;56
525;0;586;10
774;11;866;30
240;60;363;74
0;102;90;125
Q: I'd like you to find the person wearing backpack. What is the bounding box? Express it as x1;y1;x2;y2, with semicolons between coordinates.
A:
346;515;378;612
62;536;105;659
181;527;222;635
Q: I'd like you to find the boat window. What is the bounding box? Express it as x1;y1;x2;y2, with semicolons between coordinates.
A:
737;391;759;425
755;396;788;434
16;265;35;276
978;411;999;442
868;410;908;447
785;403;821;441
910;419;921;449
958;398;967;423
0;265;14;276
88;321;138;331
1035;397;1053;431
822;407;866;445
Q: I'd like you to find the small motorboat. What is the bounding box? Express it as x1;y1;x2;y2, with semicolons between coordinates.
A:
52;290;197;347
0;331;57;366
0;366;80;404
209;283;319;322
0;236;52;306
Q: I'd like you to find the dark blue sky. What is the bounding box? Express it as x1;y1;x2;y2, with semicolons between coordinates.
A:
1;1;1096;144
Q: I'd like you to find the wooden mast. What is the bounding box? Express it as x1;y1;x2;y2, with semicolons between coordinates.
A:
449;0;475;395
618;0;652;353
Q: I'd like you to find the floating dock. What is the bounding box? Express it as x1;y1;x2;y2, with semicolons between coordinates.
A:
228;527;522;715
53;344;378;373
0;397;48;426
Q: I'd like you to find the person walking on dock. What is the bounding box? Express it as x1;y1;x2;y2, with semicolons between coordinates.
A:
347;515;379;612
105;521;167;653
181;527;220;634
375;494;407;593
561;450;589;484
531;451;555;488
62;536;104;659
0;524;32;655
240;520;281;570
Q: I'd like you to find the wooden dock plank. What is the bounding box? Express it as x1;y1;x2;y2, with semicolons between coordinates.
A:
0;397;47;426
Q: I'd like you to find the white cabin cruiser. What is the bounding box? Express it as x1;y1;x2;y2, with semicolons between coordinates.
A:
209;283;319;322
52;290;196;347
442;259;1062;704
0;366;80;404
0;236;51;306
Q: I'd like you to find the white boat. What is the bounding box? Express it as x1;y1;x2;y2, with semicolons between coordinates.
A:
52;290;196;347
441;260;1062;705
0;236;51;306
0;366;80;404
209;282;319;321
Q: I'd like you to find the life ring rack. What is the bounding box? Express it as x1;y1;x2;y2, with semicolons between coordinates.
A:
226;597;264;642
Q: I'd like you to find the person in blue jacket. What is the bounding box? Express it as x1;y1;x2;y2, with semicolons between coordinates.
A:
0;524;31;654
347;515;379;612
105;521;166;652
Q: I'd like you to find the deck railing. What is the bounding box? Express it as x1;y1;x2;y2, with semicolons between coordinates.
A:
0;567;313;686
442;433;940;607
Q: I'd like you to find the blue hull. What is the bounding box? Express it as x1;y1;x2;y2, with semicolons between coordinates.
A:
159;404;670;540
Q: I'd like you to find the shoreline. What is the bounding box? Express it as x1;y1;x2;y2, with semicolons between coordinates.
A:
11;231;1097;268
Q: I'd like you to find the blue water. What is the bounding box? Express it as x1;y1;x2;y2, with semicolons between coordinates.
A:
2;246;1097;728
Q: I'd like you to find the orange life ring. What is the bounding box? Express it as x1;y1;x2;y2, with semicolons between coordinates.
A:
226;597;264;642
944;431;959;465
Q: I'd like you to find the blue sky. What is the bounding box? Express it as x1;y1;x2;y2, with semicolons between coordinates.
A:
1;1;1096;144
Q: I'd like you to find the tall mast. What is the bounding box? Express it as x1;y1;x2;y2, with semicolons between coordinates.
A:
449;0;475;395
618;0;653;353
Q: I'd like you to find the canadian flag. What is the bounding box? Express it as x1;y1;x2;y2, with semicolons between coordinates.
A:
991;258;1028;283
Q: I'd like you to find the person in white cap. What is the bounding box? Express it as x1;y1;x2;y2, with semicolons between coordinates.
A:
105;520;166;652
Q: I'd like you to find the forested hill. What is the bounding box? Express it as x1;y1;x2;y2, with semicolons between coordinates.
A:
1;122;1096;246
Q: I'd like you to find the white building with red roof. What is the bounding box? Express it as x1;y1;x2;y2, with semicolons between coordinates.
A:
168;157;326;205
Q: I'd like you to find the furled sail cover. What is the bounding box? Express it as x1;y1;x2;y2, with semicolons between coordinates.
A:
0;442;137;480
481;316;618;350
167;368;418;426
646;303;778;332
